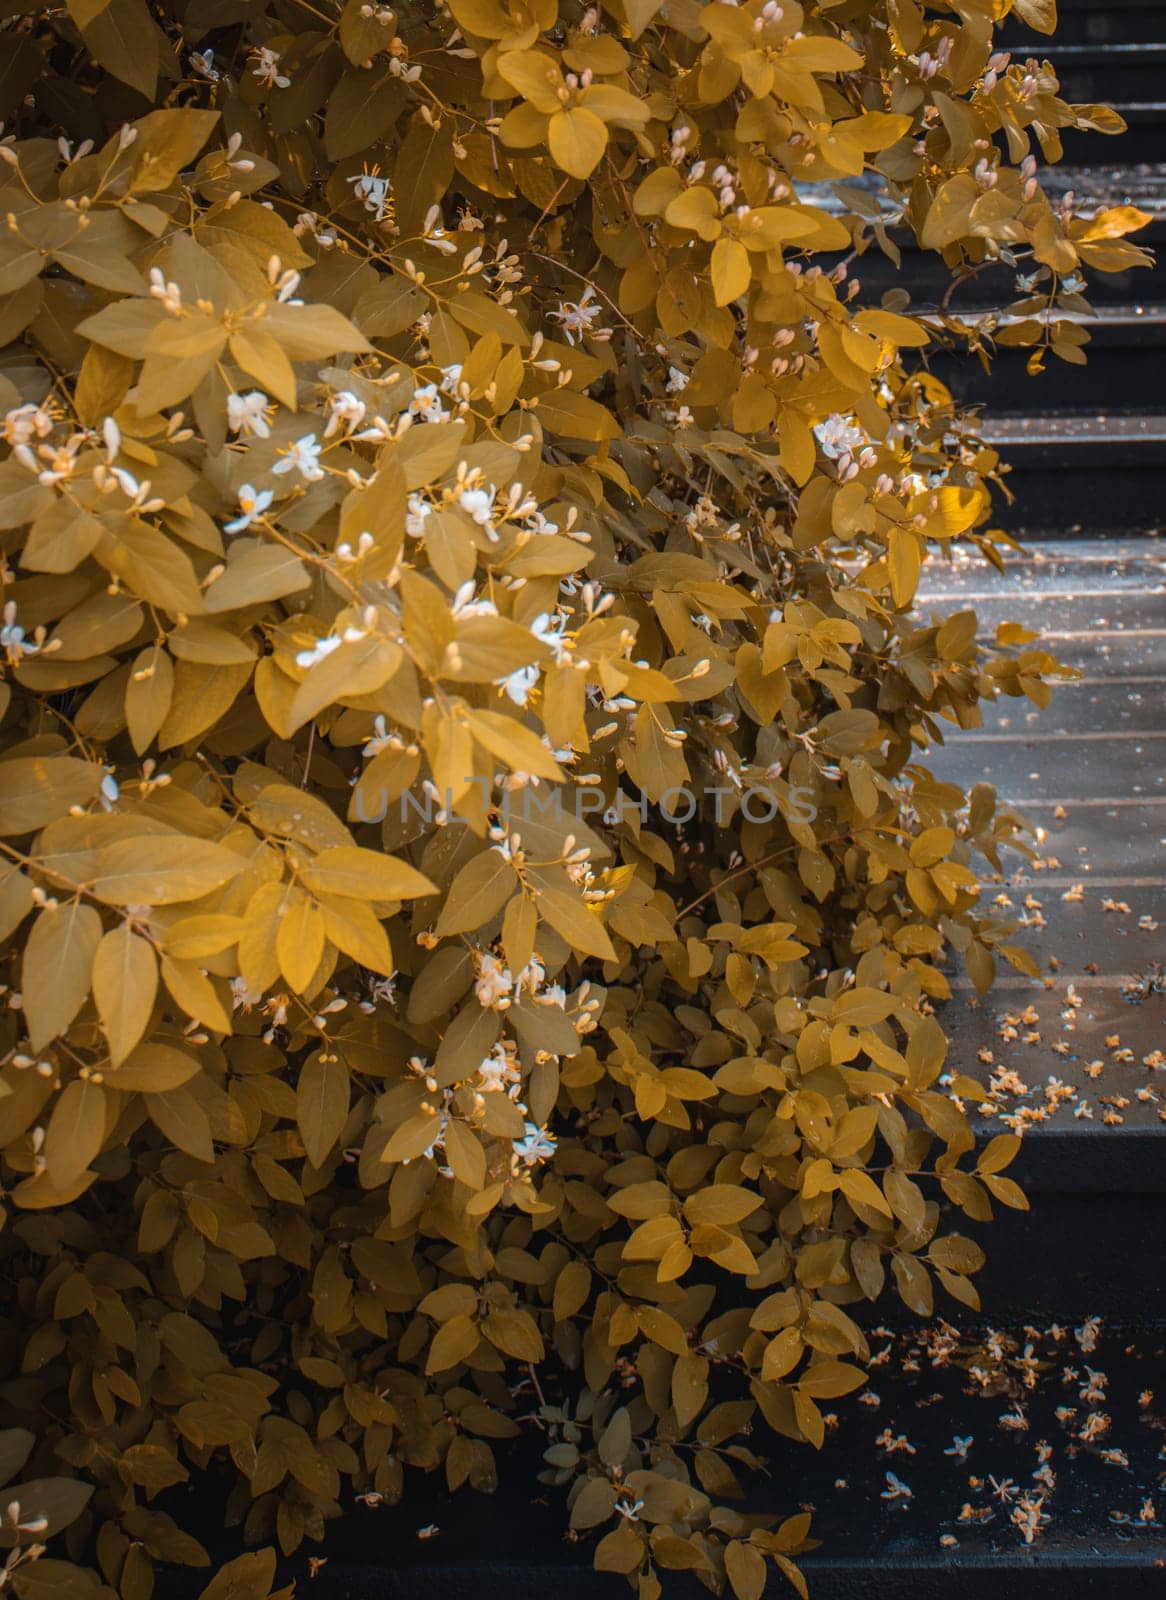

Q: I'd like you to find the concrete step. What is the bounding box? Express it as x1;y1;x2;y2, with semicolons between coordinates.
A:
1051;43;1166;105
1000;0;1164;47
155;1322;1166;1598
928;307;1166;415
974;414;1166;534
916;541;1166;1235
1055;107;1166;168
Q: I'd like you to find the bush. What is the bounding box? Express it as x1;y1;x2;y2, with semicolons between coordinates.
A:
0;0;1151;1596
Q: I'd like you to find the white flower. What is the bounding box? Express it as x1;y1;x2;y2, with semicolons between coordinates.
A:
324;390;367;437
531;612;569;662
272;433;324;481
498;665;539;706
439;363;464;397
458;485;495;529
296;634;344;669
227;390;272;438
512;1122;556;1165
349;170;392;221
3;403;53;448
99;773;119;809
451;581;498;620
666;366;689;393
813;413;866;460
515;956;546;995
474;955;514;1009
251;46;290;88
476;1043;520;1093
406;493;431;537
190;49;220;81
409;384;448;423
552;286;610;346
361;715;395;758
224;484;273;533
0;603;37;660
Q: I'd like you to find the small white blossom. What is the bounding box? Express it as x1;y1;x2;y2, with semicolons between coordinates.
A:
458;484;495;530
224;484;273;534
475;955;514;1009
324;390;367;437
296;634;344;669
813;413;866;460
349;170;392;221
190;48;220;81
406;493;431;537
251;46;290;88
552;286;611;345
531;612;569;662
451;581;498;620
0;602;38;660
498;665;539;706
409;384;448;423
272;433;324;482
512;1122;556;1165
227;390;272;438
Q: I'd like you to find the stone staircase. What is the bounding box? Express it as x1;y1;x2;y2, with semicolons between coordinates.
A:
842;0;1166;535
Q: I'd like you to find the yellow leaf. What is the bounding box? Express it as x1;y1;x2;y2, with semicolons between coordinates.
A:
45;1078;107;1188
163;914;246;961
91;836;244;905
496;48;564;114
92;924;158;1066
300;846;436;901
536;887;616;961
443;1119;487;1189
296;1054;350;1169
1077;204;1152;242
147;1084;215;1162
125;645;175;756
0;757;102;835
286;635;403;734
548;107;608;179
22;902;102;1052
276;889;326;993
711;236;751;307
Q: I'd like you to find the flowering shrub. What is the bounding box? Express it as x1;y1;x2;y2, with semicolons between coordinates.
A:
0;0;1151;1596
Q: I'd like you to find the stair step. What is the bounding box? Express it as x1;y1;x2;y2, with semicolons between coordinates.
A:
154;1323;1166;1598
926;307;1166;415
919;540;1166;596
971;679;1165;738
1057;106;1166;167
916;564;1166;630
972;415;1166;533
1000;0;1165;47
918;540;1166;1222
1050;43;1166;105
